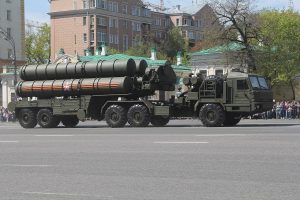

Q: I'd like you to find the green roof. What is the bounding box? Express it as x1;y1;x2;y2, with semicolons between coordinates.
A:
171;64;192;72
191;43;246;56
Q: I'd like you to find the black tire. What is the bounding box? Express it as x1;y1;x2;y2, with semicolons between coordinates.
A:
151;116;170;127
37;109;60;128
18;108;37;128
105;105;127;128
61;116;79;128
223;113;241;127
127;104;150;127
199;104;225;127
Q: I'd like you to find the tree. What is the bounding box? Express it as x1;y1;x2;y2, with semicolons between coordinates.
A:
161;27;189;64
208;0;260;71
257;9;300;98
25;23;50;64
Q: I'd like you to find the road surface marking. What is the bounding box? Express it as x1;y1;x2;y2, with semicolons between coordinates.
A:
154;141;209;144
0;141;19;143
35;135;74;137
2;164;51;167
22;191;113;199
196;134;246;137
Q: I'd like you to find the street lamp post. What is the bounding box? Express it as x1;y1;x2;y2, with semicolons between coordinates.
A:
0;27;17;87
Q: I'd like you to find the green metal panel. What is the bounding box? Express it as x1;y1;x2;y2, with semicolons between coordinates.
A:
154;106;169;116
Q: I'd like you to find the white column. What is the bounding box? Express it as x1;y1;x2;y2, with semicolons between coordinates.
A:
2;80;8;108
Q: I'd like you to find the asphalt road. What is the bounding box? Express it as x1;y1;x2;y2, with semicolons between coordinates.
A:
0;119;300;200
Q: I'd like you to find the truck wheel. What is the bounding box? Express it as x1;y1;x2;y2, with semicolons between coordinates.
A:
61;116;79;128
127;104;150;127
223;113;241;127
18;108;37;128
199;104;225;127
151;116;169;127
105;105;127;128
37;109;60;128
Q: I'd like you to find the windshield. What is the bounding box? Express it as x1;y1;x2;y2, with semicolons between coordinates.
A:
249;76;269;90
258;77;269;89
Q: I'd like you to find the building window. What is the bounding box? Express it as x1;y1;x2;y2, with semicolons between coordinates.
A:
123;20;128;29
112;2;118;12
74;34;77;44
122;4;128;14
108;2;113;11
97;0;107;9
114;34;119;44
183;19;187;25
97;16;106;26
97;31;106;42
7;10;11;21
7;28;11;39
155;18;161;26
132;22;140;32
83;33;87;43
176;18;179;26
143;8;151;17
90;16;95;25
83;0;88;8
83;17;87;25
156;32;162;38
123;35;128;51
89;0;95;7
188;32;195;39
109;34;114;43
109;18;118;28
90;30;94;42
132;6;140;16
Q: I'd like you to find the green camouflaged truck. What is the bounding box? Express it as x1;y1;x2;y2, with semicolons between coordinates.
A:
8;59;273;128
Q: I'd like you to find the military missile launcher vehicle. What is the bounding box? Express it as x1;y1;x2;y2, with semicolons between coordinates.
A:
9;58;273;128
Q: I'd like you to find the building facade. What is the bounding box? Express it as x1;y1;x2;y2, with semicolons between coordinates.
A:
0;0;25;107
49;0;217;60
190;43;248;77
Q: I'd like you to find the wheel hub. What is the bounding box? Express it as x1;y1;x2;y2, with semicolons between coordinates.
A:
207;111;216;121
111;112;119;121
23;114;29;122
42;114;49;123
133;112;141;121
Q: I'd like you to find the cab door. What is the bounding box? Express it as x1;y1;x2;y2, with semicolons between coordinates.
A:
232;79;251;105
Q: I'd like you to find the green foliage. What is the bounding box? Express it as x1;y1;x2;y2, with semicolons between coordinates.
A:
107;47;120;55
25;23;50;64
257;10;300;87
159;27;190;65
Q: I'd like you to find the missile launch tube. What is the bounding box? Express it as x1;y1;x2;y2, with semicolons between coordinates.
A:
16;77;134;98
20;59;137;81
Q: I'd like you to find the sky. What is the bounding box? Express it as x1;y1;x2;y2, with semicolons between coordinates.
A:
25;0;300;23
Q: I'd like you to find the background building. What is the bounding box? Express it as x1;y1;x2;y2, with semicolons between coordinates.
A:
190;43;248;77
0;0;25;107
49;0;217;60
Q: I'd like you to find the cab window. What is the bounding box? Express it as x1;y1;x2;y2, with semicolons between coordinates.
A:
258;77;269;89
237;80;249;90
249;76;260;89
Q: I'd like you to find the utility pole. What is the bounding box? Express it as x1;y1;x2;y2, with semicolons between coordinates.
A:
0;27;17;87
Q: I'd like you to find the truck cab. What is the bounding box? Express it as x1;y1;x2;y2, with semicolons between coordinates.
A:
175;71;273;127
225;72;273;115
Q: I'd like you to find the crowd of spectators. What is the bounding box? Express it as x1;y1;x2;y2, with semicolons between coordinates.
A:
253;101;300;120
0;107;16;122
